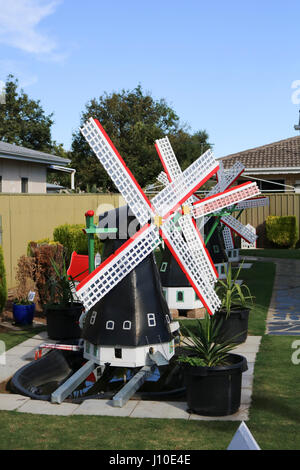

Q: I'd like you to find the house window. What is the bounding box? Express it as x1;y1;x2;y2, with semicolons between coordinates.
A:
21;177;28;193
106;320;114;330
257;179;285;192
123;321;131;330
147;313;156;327
160;262;168;272
90;311;97;325
176;291;184;302
115;348;122;359
195;292;199;301
213;245;220;254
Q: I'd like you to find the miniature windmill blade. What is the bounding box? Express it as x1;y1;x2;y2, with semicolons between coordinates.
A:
213;161;245;193
177;214;219;284
76;224;161;311
231;195;269;211
157;171;170;187
154;136;219;282
222;225;235;250
151;147;219;218
160;219;221;315
220;215;257;245
155;137;182;183
192;181;260;219
80;118;154;226
155;137;201;204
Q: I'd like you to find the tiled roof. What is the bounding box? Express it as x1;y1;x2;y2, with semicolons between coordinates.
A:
219;136;300;170
0;141;70;166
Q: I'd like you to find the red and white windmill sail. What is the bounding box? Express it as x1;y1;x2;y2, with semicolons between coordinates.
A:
155;137;262;248
76;117;221;315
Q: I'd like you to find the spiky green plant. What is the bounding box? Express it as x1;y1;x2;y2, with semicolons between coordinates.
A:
177;312;240;367
47;257;76;308
215;262;255;319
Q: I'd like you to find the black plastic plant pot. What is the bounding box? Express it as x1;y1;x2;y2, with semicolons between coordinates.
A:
214;308;250;344
46;302;83;340
183;353;248;416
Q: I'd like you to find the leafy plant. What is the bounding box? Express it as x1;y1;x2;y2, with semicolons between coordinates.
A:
53;223;102;263
177;312;239;367
215;262;254;319
266;215;298;248
47;258;76;308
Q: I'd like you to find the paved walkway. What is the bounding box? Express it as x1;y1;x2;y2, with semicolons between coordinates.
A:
0;331;261;421
244;256;300;335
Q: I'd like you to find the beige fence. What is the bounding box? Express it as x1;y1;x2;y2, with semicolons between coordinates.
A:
0;193;124;288
1;192;299;288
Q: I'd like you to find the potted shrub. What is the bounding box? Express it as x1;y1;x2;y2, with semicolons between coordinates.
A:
13;255;37;326
178;313;248;416
12;297;35;326
214;262;254;344
45;258;83;340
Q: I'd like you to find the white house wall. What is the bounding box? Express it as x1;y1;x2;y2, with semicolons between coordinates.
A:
0;158;47;193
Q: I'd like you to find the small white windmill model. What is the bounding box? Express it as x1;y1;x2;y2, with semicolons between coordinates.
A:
155;138;269;264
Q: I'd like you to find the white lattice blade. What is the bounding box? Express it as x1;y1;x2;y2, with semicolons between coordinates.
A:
155;137;182;182
222;225;235;250
80;118;154;226
156;171;169;186
160;219;221;315
221;215;257;244
178;214;218;283
232;196;269;211
192;182;260;218
241;224;257;249
152;149;219;218
209;161;245;196
76;224;160;311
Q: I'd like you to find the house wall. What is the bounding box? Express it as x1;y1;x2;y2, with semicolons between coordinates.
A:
0;193;124;288
241;173;300;191
0;158;47;193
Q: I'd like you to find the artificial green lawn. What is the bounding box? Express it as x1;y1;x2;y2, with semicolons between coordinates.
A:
0;334;299;450
0;260;300;449
0;326;46;351
179;261;276;336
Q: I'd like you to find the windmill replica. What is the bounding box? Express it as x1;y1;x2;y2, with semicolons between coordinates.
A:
51;117;262;407
154;137;268;312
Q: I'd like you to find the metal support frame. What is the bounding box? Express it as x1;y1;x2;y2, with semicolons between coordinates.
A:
51;360;96;404
112;365;156;408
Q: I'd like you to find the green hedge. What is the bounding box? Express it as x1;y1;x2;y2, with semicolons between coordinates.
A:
266;215;298;248
0;245;7;314
53;224;102;262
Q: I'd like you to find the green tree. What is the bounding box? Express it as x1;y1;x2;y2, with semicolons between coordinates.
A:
0;74;54;152
71;85;211;191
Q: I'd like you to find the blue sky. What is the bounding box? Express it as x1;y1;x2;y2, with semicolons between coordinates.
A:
0;0;300;158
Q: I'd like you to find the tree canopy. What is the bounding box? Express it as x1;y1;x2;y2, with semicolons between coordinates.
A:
71;85;211;191
0;75;54;152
